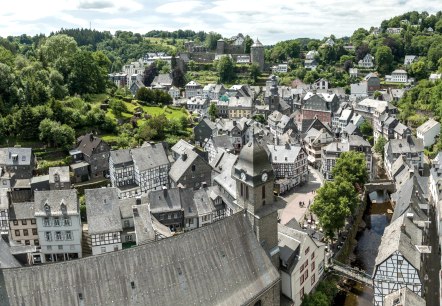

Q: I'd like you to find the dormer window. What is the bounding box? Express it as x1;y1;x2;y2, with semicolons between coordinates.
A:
54;173;60;182
60;202;67;214
44;203;50;213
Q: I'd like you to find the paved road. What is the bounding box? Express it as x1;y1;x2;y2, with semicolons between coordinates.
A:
278;167;324;224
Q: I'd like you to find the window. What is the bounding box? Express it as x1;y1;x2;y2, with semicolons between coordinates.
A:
32;228;37;235
47;245;52;250
45;232;52;241
113;233;118;240
13;220;18;226
300;287;304;300
245;185;249;200
43;218;50;227
63;217;71;226
22;220;27;225
311;261;315;271
304;269;308;279
125;235;133;242
99;234;105;241
31;219;36;224
124;220;130;228
305;247;310;255
23;229;28;236
58;245;63;250
300;274;304;285
35;239;39;245
191;165;196;172
66;231;72;240
53;218;60;226
262;185;265;199
101;247;106;253
311;273;316;285
240;183;243;197
15;230;20;236
311;251;315;260
55;231;62;240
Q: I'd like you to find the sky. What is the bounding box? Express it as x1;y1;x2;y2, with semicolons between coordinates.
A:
0;0;440;44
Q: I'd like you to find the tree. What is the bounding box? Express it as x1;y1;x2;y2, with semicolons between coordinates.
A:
310;178;358;240
410;60;428;80
217;56;236;83
375;46;394;75
205;32;222;50
67;50;106;95
244;35;253;53
208;102;217;120
40;34;78;65
143;62;158;86
374;137;388;160
359;120;373;137
332;151;369;186
249;63;260;83
374;91;382;99
356;44;370;62
39;118;75;148
135;87;155;103
172;66;186;88
109;99;128;117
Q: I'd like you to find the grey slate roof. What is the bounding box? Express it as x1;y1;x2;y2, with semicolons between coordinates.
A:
391;175;427;222
210;150;238;174
132;204;155;245
383;287;425;306
0;147;33;166
169;149;206;183
193;188;215;216
34;189;78;216
0;213;280;306
374;214;422;270
0;238;21;268
148;188;190;214
85;188;123;235
131;143;170;172
9;202;35;220
267;144;302;163
110;149;133;166
48;166;70;184
387;136;423;155
76;133;107;157
211;135;233;150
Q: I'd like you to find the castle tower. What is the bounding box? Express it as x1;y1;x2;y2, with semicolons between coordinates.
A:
251;38;265;71
232;135;279;267
268;75;279;112
216;39;226;54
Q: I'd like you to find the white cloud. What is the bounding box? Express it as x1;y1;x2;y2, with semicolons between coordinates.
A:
0;0;440;42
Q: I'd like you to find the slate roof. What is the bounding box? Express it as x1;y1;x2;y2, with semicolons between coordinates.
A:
210;150;238;174
386;137;423;155
171;139;195;156
85;188;123;235
374;214;422;271
110;149;133;166
1;147;33;166
391;175;427;222
193;188;214;216
417;118;439;134
0;238;21;268
169;150;208;183
148;188;191;214
394;122;410;135
118;197;138;219
268;144;302;163
48;166;70;184
131;143;170;172
0;213;280;306
76;133;107;157
132;204;155;245
34;190;78;216
9;202;35;220
151;74;172;86
211;135;234;150
384;288;425;306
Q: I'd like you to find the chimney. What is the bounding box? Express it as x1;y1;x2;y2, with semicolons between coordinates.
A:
202;182;208;188
136;197;141;205
89;134;94;142
400;224;406;233
163;186;168;197
409;168;414;178
182;153;187;161
233;120;237;126
285;143;291;150
406;134;412;144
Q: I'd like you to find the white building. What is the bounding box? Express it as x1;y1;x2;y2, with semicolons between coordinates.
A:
349;68;358;78
386;70;408;83
168;86;180;99
373;214;424;306
0;188;8;234
358;53;374;68
34;190;82;263
278;223;326;305
271;64;288;73
85;188;123;255
185;81;203;98
416;118;440;147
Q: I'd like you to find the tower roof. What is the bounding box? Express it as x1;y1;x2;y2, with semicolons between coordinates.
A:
233;135;274;186
252;38;263;47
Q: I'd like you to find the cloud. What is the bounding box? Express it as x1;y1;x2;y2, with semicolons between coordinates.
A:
78;1;114;9
0;0;441;43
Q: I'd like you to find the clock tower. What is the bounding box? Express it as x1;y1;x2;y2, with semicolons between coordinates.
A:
232;135;279;267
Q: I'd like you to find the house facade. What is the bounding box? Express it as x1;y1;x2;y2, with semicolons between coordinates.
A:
34;190;82;263
416;118;440;147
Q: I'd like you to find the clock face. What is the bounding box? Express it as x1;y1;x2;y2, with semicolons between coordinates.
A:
241;172;246;181
262;172;268;182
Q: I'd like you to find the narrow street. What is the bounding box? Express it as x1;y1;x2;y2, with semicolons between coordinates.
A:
425;205;440;306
